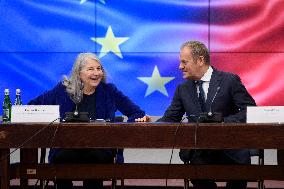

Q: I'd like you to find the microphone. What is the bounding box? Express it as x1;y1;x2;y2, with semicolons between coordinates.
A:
199;86;223;123
73;103;79;116
63;108;90;122
208;86;220;117
63;95;90;122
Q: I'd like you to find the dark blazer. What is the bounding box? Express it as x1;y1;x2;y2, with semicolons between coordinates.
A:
28;82;145;163
158;68;256;164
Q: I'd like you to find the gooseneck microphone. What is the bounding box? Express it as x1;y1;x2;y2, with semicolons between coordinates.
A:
64;106;90;122
199;86;223;123
73;103;79;116
208;86;220;117
64;92;90;122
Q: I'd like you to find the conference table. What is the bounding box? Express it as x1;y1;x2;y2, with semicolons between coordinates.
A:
1;122;284;189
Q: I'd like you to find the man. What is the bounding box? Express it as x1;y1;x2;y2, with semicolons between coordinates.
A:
158;40;256;189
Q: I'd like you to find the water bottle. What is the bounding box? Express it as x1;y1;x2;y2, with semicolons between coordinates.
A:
2;89;12;123
14;88;23;105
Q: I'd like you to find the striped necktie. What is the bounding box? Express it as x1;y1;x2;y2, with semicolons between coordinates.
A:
196;80;206;112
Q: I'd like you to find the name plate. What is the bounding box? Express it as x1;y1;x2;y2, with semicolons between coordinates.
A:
11;105;60;123
247;106;284;123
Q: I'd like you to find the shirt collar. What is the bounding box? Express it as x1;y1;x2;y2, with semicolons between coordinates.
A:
200;66;213;82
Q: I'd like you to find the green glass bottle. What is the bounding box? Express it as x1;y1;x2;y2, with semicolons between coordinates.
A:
14;89;23;105
2;89;12;123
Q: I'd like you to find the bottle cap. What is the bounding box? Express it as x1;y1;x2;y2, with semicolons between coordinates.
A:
16;89;21;94
4;89;9;93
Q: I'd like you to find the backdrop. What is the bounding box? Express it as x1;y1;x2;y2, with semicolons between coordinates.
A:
1;0;284;116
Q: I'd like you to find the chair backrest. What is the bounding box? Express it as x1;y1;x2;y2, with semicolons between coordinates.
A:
113;116;125;163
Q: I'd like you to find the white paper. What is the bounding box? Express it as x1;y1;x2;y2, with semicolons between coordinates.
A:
11;105;60;123
247;106;284;123
247;106;283;165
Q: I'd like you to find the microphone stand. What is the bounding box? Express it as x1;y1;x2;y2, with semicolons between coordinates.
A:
63;104;90;122
199;112;223;123
199;86;223;123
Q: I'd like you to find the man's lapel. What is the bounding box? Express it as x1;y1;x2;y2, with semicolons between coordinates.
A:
185;80;203;113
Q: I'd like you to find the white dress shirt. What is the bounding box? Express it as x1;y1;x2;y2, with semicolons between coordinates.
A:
197;66;213;101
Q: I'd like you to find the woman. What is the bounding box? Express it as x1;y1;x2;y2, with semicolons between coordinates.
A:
29;53;147;189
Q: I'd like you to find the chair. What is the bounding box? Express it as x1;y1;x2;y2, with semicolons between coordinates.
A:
250;149;265;189
179;149;191;189
111;149;125;189
39;116;125;189
111;116;125;189
182;149;265;189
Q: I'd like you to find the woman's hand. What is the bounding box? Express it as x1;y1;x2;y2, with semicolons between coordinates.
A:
135;115;151;122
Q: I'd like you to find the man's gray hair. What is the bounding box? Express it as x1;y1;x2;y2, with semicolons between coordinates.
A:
62;53;106;104
181;40;210;65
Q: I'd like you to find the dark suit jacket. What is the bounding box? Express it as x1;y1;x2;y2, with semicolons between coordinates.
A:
158;68;256;164
28;82;145;163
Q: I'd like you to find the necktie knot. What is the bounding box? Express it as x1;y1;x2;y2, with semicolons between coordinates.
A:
196;80;204;87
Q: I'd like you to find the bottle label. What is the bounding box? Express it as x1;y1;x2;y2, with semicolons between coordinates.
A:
14;97;22;105
3;108;10;122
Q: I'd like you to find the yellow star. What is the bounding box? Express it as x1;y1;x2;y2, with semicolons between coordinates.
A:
138;66;175;97
91;26;129;58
